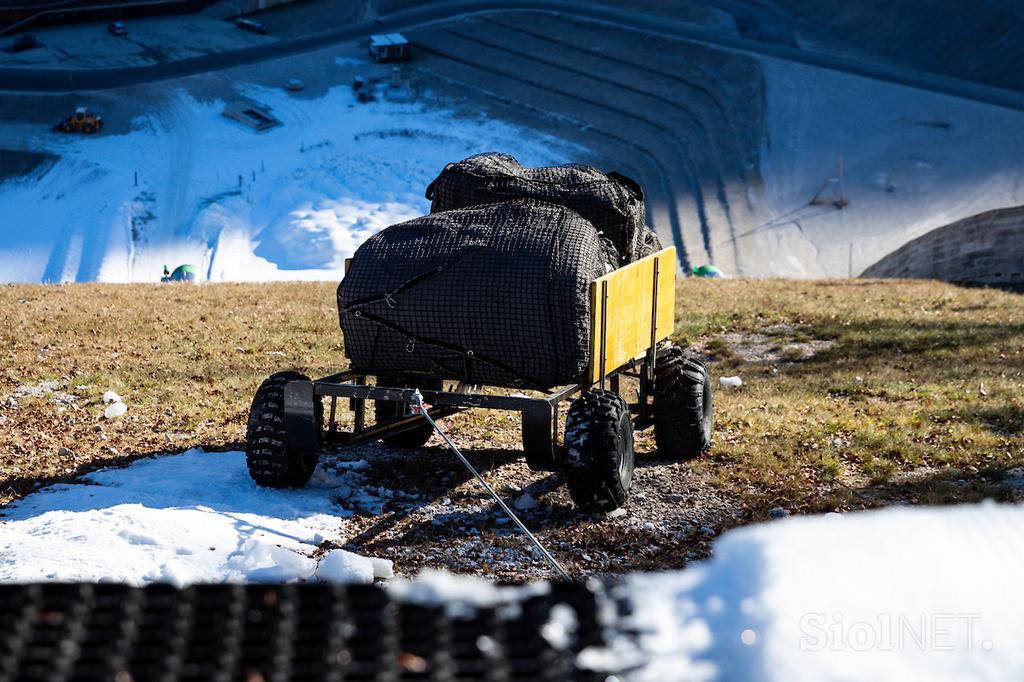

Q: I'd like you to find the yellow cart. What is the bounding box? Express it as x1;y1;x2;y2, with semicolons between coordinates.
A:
245;247;713;512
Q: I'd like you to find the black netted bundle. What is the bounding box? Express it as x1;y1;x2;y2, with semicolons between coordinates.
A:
338;200;606;389
425;153;648;265
0;581;607;682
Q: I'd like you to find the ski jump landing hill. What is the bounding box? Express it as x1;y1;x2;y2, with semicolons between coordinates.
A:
1;0;1024;282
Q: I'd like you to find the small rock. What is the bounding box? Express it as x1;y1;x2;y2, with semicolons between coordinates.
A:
769;507;789;519
57;447;75;458
93;424;105;433
441;496;451;506
855;376;864;383
699;526;715;537
719;376;743;388
2;396;16;408
642;521;656;532
513;493;537;511
102;390;123;405
606;507;627;519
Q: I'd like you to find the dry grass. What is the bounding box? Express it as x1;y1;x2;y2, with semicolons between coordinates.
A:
2;279;1022;515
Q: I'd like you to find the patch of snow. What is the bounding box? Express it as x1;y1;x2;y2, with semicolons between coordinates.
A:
389;568;549;619
103;400;127;419
0;449;391;585
513;492;538;510
316;548;392;583
616;501;1024;681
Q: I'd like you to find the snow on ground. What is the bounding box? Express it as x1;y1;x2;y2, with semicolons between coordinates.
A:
0;15;276;70
1;446;1022;680
750;58;1024;277
0;84;577;284
0;449;393;585
614;501;1024;681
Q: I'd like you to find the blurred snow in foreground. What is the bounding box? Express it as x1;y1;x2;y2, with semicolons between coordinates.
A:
617;501;1024;681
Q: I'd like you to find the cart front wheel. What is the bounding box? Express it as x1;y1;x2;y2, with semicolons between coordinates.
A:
563;389;634;512
374;375;442;448
246;371;321;487
653;346;713;460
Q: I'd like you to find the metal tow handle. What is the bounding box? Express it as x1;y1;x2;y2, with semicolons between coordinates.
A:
411;390;570;581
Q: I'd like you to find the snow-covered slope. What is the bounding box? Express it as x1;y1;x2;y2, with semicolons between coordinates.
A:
742;58;1024;277
0;85;575;284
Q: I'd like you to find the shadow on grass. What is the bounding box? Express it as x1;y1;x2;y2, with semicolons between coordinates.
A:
793;318;1024;367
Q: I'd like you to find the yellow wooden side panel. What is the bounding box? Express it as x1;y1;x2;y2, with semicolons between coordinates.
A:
587;247;676;384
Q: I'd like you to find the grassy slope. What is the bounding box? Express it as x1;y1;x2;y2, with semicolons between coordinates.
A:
1;279;1022;513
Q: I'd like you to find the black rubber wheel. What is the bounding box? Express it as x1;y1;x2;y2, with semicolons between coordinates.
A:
653;346;713;460
245;371;321;487
374;375;442;448
563;389;634;512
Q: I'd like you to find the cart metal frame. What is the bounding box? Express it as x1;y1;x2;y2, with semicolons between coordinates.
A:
280;247;677;471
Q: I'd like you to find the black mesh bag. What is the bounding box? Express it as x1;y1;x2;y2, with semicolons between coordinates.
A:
425;152;648;264
637;226;663;259
338;199;607;389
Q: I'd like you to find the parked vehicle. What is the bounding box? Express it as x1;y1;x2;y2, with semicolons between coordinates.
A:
53;107;103;134
246;245;712;512
236;18;268;35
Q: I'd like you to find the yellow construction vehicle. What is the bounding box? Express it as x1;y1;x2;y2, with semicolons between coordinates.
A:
54;107;103;134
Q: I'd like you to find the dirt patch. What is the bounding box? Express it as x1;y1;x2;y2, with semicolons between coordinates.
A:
698;323;835;364
319;433;737;581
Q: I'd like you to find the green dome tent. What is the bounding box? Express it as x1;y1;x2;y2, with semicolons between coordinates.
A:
162;264;197;283
692;264;724;278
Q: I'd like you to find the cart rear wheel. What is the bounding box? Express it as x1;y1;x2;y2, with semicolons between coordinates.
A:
563;389;634;512
653;346;713;460
246;371;321;487
374;375;442;448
